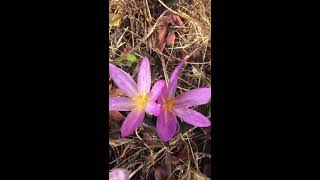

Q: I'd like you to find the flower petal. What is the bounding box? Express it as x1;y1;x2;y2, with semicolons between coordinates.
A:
157;84;168;105
137;57;151;93
120;109;145;137
145;101;161;116
109;168;130;180
148;80;165;102
174;88;211;108
167;62;184;98
156;110;177;142
173;107;211;127
109;63;138;97
109;97;134;111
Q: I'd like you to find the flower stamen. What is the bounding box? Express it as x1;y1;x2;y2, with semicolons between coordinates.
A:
163;98;175;112
132;92;149;111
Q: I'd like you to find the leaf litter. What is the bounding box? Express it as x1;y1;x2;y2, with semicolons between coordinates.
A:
109;0;212;179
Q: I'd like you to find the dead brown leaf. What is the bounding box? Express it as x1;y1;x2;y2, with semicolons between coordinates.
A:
156;27;168;52
171;14;184;26
154;153;180;180
155;12;184;53
164;11;184;26
175;144;188;161
166;31;175;46
157;16;171;27
164;153;179;167
155;162;171;180
109;84;125;121
109;111;125;121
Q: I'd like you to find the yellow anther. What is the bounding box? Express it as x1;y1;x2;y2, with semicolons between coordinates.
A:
163;98;175;112
132;92;149;111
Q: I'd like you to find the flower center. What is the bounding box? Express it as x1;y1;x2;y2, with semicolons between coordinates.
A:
132;92;149;111
163;98;175;111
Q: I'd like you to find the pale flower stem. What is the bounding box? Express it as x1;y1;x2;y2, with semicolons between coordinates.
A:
135;128;143;141
160;56;169;86
129;164;143;179
135;128;154;153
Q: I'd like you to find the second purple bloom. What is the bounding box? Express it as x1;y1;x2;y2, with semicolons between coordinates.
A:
156;62;211;142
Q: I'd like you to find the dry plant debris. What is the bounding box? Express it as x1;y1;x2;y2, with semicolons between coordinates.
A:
109;0;212;179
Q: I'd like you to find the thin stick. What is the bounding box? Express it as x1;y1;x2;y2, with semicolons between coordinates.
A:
116;27;128;48
160;56;169;86
129;164;143;179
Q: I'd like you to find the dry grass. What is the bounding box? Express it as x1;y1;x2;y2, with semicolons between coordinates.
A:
109;0;212;179
109;125;211;179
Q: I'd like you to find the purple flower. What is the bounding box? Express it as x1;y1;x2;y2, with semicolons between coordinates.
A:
156;62;211;142
109;57;165;137
109;168;129;180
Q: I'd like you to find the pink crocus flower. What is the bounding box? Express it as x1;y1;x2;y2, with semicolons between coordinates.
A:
109;57;165;137
109;168;129;180
156;62;211;142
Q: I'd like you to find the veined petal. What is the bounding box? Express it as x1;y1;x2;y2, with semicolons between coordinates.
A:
137;57;151;93
109;63;138;97
167;62;184;98
120;109;145;137
148;80;165;102
173;107;211;127
156;110;177;142
145;101;161;116
109;97;134;111
157;84;168;105
109;168;129;180
175;88;211;108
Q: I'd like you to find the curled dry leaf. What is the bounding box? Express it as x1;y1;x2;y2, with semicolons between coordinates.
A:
164;12;184;26
157;16;171;27
155;15;171;52
171;15;184;26
154;162;171;180
166;31;175;46
175;144;188;161
110;111;125;121
164;153;179;167
155;12;184;53
109;84;125;121
156;27;168;52
155;152;183;180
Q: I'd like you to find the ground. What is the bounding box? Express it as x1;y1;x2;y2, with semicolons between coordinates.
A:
109;0;212;179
